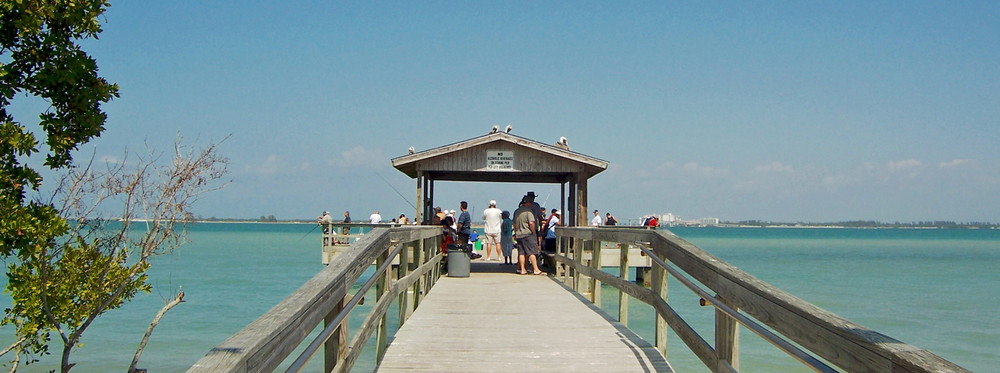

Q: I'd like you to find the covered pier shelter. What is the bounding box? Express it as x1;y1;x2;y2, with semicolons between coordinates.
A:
391;131;608;226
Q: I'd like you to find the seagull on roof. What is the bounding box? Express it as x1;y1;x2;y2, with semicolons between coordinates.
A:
490;125;499;134
556;136;570;150
408;146;414;154
505;125;512;133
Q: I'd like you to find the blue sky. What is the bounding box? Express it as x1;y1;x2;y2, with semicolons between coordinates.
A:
22;1;1000;223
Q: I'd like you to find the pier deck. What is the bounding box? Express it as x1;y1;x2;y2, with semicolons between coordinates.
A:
376;262;673;372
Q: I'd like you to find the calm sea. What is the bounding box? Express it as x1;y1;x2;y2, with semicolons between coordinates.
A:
0;224;996;372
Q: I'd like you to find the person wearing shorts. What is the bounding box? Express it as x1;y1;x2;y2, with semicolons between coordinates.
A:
481;200;503;261
513;197;542;275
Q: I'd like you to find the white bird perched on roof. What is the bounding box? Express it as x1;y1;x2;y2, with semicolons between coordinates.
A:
505;124;512;133
490;125;498;134
408;146;414;154
556;136;570;150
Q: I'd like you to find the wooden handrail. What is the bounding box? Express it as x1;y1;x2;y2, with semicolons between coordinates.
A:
632;241;837;372
286;238;405;372
553;226;970;373
188;226;443;373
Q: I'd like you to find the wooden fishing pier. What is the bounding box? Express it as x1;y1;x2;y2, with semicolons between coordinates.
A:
376;261;671;372
187;133;969;372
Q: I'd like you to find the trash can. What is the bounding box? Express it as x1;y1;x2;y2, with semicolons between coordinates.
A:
447;244;470;278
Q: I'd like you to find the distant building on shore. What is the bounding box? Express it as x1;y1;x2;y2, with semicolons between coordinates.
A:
640;213;719;227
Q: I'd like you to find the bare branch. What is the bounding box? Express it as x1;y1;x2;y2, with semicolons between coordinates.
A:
0;338;25;358
128;290;184;373
6;135;229;372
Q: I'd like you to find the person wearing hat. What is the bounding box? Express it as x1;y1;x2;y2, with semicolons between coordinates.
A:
317;211;334;245
317;211;333;225
543;208;560;252
514;196;543;275
591;209;602;226
481;200;503;261
524;191;544;245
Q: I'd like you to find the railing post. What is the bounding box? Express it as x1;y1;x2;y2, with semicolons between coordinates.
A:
414;238;425;309
323;297;348;372
591;239;602;305
398;242;410;328
561;236;571;284
715;295;740;372
376;242;392;362
433;236;442;282
556;235;564;279
618;243;629;325
652;259;668;358
573;237;583;292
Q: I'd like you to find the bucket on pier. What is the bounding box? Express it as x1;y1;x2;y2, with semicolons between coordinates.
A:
446;244;471;277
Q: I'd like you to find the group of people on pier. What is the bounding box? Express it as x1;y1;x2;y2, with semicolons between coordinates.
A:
431;191;565;276
318;196;637;276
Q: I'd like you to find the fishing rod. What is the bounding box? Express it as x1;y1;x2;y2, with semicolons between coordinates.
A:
296;223;321;244
373;170;417;210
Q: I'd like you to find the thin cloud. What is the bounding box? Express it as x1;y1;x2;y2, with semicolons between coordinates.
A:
680;162;730;177
245;154;310;176
939;159;974;168
250;154;284;175
754;161;793;173
328;146;385;168
888;159;922;170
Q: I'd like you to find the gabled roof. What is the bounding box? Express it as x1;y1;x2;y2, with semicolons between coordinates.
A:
391;132;608;183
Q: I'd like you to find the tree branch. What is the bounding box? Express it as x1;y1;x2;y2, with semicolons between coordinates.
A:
128;290;184;373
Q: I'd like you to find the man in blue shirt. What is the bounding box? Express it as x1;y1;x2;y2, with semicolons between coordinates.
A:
456;201;472;247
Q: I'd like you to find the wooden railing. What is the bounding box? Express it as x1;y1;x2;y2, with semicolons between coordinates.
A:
551;226;970;373
320;223;402;264
188;226;443;373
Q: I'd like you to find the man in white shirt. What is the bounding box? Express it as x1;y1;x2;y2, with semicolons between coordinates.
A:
317;211;333;225
591;209;602;226
481;200;503;261
317;211;334;244
369;210;382;224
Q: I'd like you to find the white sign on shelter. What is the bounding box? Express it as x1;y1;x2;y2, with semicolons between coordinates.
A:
486;150;514;170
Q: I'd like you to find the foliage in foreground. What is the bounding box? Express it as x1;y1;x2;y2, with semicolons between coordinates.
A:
1;1;231;371
1;0;117;369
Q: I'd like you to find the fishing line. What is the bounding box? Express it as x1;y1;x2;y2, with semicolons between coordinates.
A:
373;170;417;210
296;223;320;244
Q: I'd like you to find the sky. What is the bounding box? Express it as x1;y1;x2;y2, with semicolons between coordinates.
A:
16;1;1000;223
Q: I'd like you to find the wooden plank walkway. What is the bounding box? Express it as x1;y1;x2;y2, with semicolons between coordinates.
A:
377;261;673;372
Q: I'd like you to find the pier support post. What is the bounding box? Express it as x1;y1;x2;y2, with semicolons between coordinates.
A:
636;266;652;287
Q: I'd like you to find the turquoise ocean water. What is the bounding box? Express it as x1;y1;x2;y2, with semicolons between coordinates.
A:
1;224;996;372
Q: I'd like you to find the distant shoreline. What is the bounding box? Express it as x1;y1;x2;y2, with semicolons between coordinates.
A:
180;219;999;229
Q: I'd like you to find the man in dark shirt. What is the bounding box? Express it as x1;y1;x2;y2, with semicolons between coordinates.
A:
456;201;472;246
524;191;543;238
514;197;542;275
